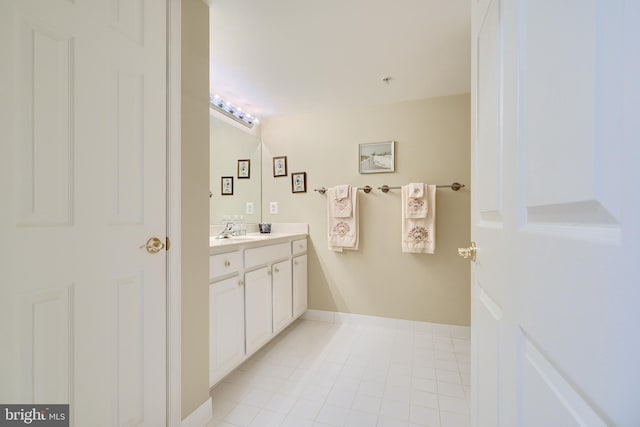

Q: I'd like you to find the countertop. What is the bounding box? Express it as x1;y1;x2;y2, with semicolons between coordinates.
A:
209;232;307;254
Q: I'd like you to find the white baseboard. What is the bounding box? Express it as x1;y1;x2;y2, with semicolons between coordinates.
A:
301;309;470;339
181;397;212;427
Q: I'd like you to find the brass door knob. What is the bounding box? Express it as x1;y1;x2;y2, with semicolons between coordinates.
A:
458;242;477;262
142;237;165;254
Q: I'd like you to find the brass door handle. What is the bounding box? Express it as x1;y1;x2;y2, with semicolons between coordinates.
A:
142;237;165;254
458;242;477;262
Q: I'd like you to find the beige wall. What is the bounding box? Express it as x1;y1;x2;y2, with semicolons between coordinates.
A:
261;95;471;325
181;0;210;419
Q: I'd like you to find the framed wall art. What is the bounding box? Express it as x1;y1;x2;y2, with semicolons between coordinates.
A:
237;159;250;179
221;176;234;195
291;172;307;193
273;156;288;177
359;141;395;174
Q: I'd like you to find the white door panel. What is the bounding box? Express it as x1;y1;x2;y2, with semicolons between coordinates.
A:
0;1;167;425
292;255;308;318
210;277;245;386
471;283;502;427
245;267;273;356
475;0;503;223
272;259;292;334
472;1;640;426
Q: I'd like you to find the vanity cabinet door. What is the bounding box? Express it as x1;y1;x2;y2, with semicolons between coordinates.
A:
292;255;308;318
245;266;273;356
272;259;293;334
209;276;245;386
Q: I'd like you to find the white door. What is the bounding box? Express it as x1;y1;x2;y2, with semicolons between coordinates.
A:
209;277;245;386
0;1;167;425
292;255;308;318
245;267;273;355
471;1;640;426
272;259;292;334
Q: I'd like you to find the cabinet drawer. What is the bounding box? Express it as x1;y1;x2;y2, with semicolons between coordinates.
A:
245;242;290;269
210;251;242;281
292;238;307;255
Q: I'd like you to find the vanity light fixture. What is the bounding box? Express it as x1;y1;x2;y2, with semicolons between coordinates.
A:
210;94;259;128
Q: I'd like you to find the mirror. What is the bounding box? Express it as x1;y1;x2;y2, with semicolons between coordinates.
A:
210;114;262;224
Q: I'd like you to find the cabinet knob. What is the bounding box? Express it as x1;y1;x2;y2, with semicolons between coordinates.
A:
224;260;231;267
294;261;299;265
267;270;272;276
274;267;280;273
238;280;244;286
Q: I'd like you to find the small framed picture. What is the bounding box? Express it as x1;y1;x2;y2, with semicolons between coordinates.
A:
221;176;234;195
273;156;288;177
291;172;307;193
359;141;395;174
237;159;250;179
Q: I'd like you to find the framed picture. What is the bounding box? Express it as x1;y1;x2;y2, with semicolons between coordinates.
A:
237;159;250;179
291;172;307;193
273;156;288;177
359;141;395;174
221;176;234;195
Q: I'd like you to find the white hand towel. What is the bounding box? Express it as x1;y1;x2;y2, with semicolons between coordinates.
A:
405;183;427;218
408;183;424;198
402;184;436;254
328;186;358;252
333;185;352;218
335;185;349;200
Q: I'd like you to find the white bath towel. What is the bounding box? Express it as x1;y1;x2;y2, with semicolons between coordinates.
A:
405;182;427;218
333;184;352;218
402;184;436;254
328;185;358;252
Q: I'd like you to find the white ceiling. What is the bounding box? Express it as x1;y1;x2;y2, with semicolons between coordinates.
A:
209;0;470;119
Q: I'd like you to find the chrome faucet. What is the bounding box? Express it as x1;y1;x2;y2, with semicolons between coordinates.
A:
215;221;235;239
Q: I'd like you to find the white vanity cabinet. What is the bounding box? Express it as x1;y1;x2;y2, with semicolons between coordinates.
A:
293;254;308;318
209;233;308;387
209;275;245;386
272;259;293;334
292;238;307;256
244;266;272;355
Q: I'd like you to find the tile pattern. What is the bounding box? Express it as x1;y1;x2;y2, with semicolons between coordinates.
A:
207;319;470;427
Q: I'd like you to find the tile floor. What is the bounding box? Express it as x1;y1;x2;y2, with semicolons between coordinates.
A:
207;318;470;427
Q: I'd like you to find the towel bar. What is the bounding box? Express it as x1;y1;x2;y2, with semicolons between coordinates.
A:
377;182;464;193
314;186;372;195
314;182;465;194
